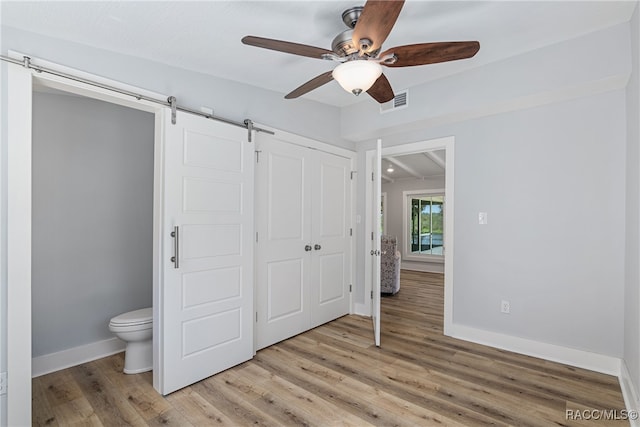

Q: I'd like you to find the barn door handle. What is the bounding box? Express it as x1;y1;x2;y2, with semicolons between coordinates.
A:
314;244;322;251
170;226;179;268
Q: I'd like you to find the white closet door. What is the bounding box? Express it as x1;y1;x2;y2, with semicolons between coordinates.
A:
255;137;311;349
310;150;351;327
159;110;254;394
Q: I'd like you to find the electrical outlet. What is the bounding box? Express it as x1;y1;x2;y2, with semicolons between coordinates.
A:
501;300;510;314
0;372;6;395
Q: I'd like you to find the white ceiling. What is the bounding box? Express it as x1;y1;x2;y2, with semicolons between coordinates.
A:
2;1;636;107
382;149;445;182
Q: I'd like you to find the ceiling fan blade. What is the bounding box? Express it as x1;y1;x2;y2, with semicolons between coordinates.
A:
285;71;334;99
352;0;405;54
242;36;333;59
367;74;394;104
381;41;480;67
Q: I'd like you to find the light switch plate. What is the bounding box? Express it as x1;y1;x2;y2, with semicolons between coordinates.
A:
478;212;488;225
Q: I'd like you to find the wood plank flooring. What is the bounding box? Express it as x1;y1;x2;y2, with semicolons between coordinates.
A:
33;270;628;426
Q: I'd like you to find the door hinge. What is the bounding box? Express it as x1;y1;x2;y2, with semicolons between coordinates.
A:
0;372;6;395
255;150;261;163
371;231;374;240
350;228;353;236
256;232;259;243
371;290;373;299
349;284;352;292
350;171;356;180
255;312;258;322
371;172;374;181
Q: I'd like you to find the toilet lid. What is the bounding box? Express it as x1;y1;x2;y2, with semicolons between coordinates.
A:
110;307;152;326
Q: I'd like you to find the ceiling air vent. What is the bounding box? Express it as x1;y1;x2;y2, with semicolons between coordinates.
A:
380;90;408;113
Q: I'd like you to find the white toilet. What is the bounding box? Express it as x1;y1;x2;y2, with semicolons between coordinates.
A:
108;307;153;374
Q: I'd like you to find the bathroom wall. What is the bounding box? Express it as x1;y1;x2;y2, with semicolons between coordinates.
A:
32;90;154;357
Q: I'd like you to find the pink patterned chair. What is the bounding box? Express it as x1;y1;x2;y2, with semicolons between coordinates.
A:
380;235;401;295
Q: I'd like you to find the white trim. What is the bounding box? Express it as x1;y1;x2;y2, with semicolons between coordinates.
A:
363;149;375;317
364;135;454;327
7;55;167;425
401;263;445;274
7;62;33;427
401;189;445;263
620;361;640;427
449;323;621;376
254;123;354;159
32;338;126;378
9;50;165;113
350;156;356;314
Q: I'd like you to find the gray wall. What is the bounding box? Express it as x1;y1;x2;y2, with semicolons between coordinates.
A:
357;89;627;357
624;3;640;405
342;23;631;143
382;177;445;273
1;26;351;151
32;91;154;356
351;22;632;310
350;21;632;360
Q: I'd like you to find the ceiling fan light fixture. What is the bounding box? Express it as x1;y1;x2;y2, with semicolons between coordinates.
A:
387;164;394;173
332;60;382;96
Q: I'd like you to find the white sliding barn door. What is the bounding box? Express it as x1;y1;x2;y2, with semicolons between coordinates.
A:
310;150;351;327
255;134;351;350
254;138;311;349
158;110;254;394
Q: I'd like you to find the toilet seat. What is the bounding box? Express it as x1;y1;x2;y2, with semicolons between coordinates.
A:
109;307;152;327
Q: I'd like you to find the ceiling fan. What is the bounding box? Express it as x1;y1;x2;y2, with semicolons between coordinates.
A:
241;0;480;103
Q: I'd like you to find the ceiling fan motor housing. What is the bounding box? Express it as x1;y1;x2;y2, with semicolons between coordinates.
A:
341;6;363;28
331;30;359;56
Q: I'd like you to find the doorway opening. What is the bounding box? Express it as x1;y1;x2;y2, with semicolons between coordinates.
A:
364;136;454;346
31;86;155;377
7;60;164;424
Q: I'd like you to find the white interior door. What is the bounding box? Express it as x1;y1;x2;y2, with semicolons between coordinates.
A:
158;109;254;394
310;150;351;327
255;134;352;349
255;136;311;349
372;140;382;347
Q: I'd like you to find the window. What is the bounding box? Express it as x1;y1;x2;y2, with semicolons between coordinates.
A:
403;190;444;261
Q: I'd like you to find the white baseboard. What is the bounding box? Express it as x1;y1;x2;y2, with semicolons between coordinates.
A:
353;302;370;317
32;337;125;378
447;323;621;376
620;360;640;427
401;262;444;274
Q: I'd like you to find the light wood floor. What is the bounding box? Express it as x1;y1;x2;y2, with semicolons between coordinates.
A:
33;271;628;426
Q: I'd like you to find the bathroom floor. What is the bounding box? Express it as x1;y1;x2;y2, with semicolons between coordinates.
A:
32;271;627;426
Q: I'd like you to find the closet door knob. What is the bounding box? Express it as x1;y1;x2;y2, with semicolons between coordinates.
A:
314;244;322;250
304;245;312;252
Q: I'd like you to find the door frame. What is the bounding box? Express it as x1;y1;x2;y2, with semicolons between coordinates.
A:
364;136;455;334
6;55;167;425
